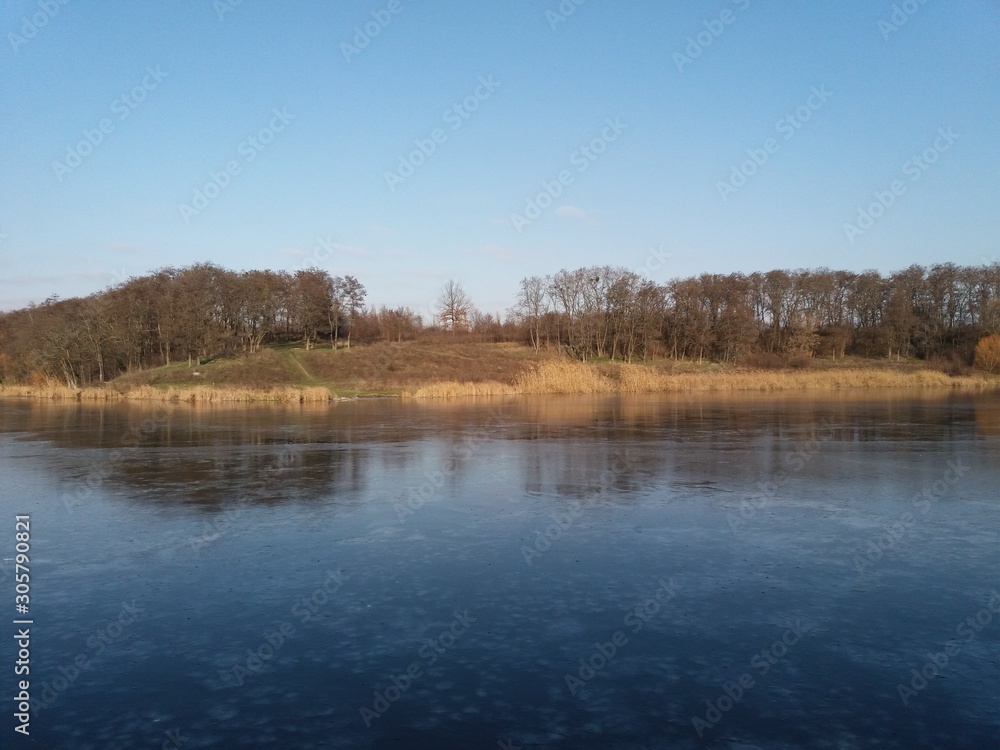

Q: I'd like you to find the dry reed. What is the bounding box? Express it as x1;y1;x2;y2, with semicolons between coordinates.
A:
0;384;332;403
409;381;518;398
406;361;998;398
4;361;996;402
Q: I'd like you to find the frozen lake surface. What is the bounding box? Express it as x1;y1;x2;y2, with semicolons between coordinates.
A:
1;392;998;748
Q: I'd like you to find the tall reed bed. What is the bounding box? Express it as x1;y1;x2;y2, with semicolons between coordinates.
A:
407;361;997;398
3;362;995;402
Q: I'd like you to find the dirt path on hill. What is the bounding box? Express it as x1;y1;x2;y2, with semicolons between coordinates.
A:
285;350;315;382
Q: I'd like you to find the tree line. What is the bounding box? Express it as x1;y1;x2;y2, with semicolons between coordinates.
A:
1;261;997;386
508;263;1000;364
0;264;405;386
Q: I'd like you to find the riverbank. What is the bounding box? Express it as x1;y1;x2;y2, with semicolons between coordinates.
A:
0;384;335;403
1;347;996;403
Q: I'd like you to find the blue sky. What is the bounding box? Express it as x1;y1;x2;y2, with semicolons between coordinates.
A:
1;0;997;317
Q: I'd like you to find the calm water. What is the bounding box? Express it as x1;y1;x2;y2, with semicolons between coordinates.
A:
1;392;999;749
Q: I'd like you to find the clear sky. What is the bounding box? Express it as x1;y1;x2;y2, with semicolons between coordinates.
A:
1;0;997;317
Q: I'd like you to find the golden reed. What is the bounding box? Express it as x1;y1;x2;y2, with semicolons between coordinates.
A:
0;384;333;403
3;361;996;402
407;361;998;398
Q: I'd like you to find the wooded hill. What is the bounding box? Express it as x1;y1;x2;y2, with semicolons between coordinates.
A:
1;262;997;387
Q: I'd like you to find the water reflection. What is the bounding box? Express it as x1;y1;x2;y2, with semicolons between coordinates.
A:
1;391;993;514
0;392;998;748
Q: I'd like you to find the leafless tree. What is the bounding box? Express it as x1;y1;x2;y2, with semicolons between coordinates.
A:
3;261;1000;385
512;275;548;352
436;280;472;333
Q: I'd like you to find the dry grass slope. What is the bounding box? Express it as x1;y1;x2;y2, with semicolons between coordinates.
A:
5;344;998;403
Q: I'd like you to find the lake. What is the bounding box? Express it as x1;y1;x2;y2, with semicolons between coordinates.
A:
1;392;999;749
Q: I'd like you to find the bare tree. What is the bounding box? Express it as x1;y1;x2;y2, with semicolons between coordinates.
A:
4;261;1000;385
513;276;548;352
375;306;420;342
436;280;472;333
548;269;586;357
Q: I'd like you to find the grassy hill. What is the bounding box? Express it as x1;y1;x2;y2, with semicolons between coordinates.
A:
2;340;997;402
108;340;551;397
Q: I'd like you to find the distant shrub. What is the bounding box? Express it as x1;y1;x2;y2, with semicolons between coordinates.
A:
974;335;1000;374
945;361;973;377
925;351;973;377
788;355;813;370
27;370;52;386
742;352;789;370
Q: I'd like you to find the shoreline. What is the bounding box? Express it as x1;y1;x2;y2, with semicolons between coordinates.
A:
2;362;997;403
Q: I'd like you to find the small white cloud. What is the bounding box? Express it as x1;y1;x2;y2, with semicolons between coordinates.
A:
340;244;371;258
102;242;152;255
280;243;370;263
473;245;516;262
556;205;590;222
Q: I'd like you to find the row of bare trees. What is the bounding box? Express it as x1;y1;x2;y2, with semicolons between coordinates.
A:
0;264;377;385
508;264;1000;363
2;262;997;386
